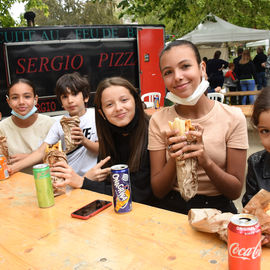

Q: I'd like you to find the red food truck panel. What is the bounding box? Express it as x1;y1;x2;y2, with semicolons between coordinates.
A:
137;27;165;106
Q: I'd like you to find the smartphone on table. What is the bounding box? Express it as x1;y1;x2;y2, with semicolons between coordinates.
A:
71;199;112;220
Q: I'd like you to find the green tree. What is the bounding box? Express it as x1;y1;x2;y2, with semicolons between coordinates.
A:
32;0;122;26
0;0;17;26
0;0;48;27
118;0;270;38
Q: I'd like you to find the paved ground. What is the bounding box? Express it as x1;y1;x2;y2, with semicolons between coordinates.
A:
233;122;263;212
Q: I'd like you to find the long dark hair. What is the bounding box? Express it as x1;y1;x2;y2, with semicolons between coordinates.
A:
94;77;149;172
251;87;270;127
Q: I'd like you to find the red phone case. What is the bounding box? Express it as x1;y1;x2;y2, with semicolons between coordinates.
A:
71;200;112;220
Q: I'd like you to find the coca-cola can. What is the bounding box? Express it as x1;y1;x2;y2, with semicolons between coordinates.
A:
228;213;261;270
111;164;132;213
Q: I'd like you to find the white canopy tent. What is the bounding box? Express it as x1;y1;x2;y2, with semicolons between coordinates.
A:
246;39;269;52
179;14;270;45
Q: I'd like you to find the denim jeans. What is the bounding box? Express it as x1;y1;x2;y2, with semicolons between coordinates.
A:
256;71;266;90
240;79;256;104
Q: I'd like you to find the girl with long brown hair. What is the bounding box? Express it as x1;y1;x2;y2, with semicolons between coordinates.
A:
235;49;257;104
51;77;156;205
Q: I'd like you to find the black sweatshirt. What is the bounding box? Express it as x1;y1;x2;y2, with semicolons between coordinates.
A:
81;127;157;205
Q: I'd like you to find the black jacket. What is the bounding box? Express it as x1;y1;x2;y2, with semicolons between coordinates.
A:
253;52;267;73
242;150;270;207
235;60;257;82
206;58;228;89
81;122;157;206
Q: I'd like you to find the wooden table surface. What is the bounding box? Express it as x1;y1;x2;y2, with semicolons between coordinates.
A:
1;173;269;270
232;104;253;117
224;90;261;97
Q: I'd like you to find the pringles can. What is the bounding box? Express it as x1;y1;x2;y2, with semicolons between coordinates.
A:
154;96;160;109
111;164;132;213
228;213;261;270
33;164;54;208
0;155;9;180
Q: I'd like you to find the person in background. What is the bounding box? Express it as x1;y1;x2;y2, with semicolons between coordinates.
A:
253;46;267;90
233;47;243;67
148;40;248;214
262;47;270;87
235;49;257;105
206;50;228;92
224;63;239;105
51;77;157;206
9;72;98;176
242;87;270;207
0;78;55;173
233;47;243;94
202;57;208;65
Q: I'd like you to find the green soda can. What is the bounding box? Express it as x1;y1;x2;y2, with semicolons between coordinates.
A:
33;164;54;208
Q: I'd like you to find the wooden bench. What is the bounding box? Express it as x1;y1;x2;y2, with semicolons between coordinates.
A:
224;90;261;97
232;105;253;117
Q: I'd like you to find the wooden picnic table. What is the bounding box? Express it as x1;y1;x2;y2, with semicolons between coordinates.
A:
1;172;270;269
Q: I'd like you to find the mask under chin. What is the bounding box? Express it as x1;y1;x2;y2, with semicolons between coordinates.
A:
11;106;38;120
167;78;209;106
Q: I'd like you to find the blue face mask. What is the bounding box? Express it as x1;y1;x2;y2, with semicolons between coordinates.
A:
11;106;38;120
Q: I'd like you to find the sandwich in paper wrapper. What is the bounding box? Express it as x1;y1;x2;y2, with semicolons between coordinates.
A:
60;116;80;153
0;136;10;163
188;189;270;247
168;118;198;201
44;141;67;196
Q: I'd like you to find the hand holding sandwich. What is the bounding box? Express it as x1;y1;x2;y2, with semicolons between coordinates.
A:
167;121;211;168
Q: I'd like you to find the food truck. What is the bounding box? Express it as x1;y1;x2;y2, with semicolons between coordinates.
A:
0;24;165;117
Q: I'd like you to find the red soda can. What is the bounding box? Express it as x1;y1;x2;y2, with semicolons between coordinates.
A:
0;155;9;180
228;213;261;270
111;164;132;213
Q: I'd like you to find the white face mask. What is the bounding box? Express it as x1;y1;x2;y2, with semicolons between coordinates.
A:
166;77;209;106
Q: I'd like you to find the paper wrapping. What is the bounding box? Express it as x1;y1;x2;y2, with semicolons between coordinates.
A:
243;189;270;246
60;116;80;153
176;157;198;201
168;118;198;201
188;189;270;247
44;149;67;196
188;208;233;242
0;136;10;163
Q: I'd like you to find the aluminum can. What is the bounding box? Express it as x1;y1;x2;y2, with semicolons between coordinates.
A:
111;164;132;213
228;213;261;270
154;96;160;109
0;155;9;180
33;164;54;208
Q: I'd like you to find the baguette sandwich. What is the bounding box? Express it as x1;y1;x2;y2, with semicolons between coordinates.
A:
60;116;80;153
168;117;198;201
44;141;67;196
0;136;10;163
